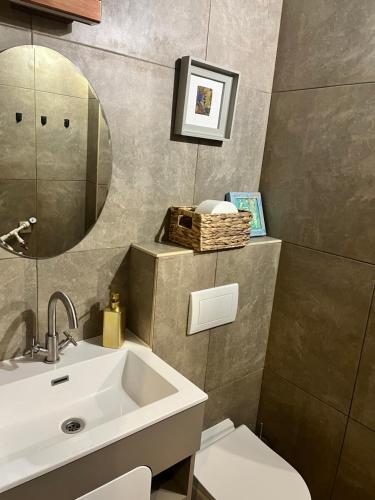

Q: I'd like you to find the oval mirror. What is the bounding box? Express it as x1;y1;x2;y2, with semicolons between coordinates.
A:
0;45;112;259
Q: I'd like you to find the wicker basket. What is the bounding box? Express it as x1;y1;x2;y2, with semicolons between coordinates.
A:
169;206;252;252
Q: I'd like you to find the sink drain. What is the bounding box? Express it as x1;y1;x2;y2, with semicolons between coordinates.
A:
61;418;85;434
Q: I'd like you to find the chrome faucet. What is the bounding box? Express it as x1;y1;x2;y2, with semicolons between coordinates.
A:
30;291;79;363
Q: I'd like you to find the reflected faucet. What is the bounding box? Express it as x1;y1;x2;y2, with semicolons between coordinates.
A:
30;291;79;364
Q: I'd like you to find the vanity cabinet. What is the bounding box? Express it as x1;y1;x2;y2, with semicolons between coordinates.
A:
0;404;204;500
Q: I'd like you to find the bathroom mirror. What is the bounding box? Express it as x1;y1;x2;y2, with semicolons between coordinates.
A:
0;45;112;258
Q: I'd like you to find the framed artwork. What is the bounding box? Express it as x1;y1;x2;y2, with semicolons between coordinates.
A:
225;192;266;237
174;56;240;141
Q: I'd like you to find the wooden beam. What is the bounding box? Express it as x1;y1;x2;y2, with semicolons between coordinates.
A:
10;0;102;24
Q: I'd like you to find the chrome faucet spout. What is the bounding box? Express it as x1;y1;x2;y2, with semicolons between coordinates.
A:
43;291;78;363
48;291;78;338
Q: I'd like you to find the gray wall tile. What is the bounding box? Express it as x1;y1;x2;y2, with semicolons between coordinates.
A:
152;253;217;389
207;0;282;92
274;0;375;91
258;369;347;500
127;248;156;346
36;180;87;258
31;36;197;252
34;45;92;98
0;179;36;255
0;85;36;180
266;243;375;414
351;298;375;431
261;85;375;264
37;247;129;342
0;24;31;52
32;0;210;68
194;86;270;203
35;92;88;181
0;44;34;88
0;258;36;361
204;370;263;431
205;241;281;391
333;419;375;500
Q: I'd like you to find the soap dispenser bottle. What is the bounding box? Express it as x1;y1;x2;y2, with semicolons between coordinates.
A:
103;292;126;348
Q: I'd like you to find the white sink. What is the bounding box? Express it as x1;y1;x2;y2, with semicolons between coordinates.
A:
0;333;207;493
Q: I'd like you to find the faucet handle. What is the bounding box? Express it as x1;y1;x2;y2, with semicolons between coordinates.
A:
25;337;36;359
25;337;47;358
62;330;78;347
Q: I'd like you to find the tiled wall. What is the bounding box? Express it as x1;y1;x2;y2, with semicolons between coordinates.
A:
258;1;375;499
0;1;282;360
129;238;281;430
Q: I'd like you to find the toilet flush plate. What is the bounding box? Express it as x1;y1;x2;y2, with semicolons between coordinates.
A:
187;284;239;335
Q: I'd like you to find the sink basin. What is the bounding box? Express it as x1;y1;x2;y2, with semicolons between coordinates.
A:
0;333;207;493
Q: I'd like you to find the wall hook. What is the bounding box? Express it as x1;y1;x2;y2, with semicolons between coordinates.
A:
41;116;47;126
16;112;23;123
64;119;70;128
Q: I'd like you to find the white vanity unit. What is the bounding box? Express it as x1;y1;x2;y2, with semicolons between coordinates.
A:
0;333;207;500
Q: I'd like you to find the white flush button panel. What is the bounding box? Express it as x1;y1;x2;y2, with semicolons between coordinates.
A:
187;283;239;335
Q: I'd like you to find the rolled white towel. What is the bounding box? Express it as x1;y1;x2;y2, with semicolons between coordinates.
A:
195;200;238;215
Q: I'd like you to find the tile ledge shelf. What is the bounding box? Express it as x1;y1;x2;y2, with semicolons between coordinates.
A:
132;236;282;258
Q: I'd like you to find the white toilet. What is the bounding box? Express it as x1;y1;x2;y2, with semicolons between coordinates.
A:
193;419;311;500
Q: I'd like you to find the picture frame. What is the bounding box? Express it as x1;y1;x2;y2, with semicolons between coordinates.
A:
174;56;240;141
225;192;267;237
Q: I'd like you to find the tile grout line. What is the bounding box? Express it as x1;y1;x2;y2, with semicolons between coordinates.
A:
192;0;211;206
273;79;375;94
347;283;375;417
266;366;350;418
207;367;265;395
30;29;175;71
328;284;375;498
204;0;212;61
150;256;160;349
280;239;375;267
192;143;200;205
202;250;218;392
349;415;375;435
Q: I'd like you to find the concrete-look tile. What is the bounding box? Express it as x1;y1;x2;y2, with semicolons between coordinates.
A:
36;180;87;258
32;0;210;68
204;370;263;431
37;247;129;341
205;242;281;392
0;258;37;361
207;0;282;92
274;0;375;91
97;107;112;185
35;92;88;181
0;180;36;255
32;36;197;252
351;298;375;431
0;247;16;259
0;24;31;52
332;419;375;500
266;243;375;414
35;46;92;98
258;369;347;500
127;247;156;346
261;85;375;264
0;44;34;88
0;85;36;179
152;252;217;389
194;86;270;203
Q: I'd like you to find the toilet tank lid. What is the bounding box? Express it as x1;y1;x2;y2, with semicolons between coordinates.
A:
194;425;311;500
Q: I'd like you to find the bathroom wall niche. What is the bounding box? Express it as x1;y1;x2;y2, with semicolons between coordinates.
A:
0;45;112;259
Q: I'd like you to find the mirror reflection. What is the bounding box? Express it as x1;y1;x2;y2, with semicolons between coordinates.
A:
0;45;112;258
